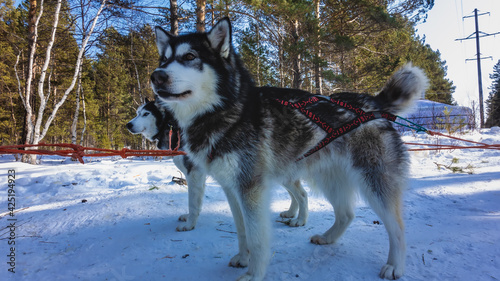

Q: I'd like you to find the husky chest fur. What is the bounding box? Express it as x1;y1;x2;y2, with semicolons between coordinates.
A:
151;18;428;281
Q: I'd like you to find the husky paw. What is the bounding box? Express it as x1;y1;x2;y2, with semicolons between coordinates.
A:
280;210;296;218
229;253;249;268
286;218;306;227
310;234;329;245
379;263;404;280
176;222;195;232
178;214;189;222
236;273;259;281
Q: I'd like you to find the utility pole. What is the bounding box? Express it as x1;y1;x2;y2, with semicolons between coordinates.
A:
456;8;500;128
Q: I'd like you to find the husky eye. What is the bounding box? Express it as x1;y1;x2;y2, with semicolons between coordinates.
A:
183;53;197;61
160;55;168;64
142;112;150;117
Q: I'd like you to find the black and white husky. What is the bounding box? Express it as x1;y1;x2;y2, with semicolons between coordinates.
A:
126;99;309;231
151;18;428;280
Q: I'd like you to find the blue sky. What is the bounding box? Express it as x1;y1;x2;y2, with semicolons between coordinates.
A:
416;0;500;107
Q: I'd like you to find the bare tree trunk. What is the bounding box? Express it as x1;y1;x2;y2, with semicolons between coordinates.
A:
170;0;178;35
278;18;285;88
8;89;18;145
71;67;82;145
13;51;23;146
79;86;87;145
196;0;206;32
314;0;323;95
141;136;147;150
22;0;44;164
291;20;302;89
129;29;142;100
210;2;215;26
256;24;261;86
33;0;63;145
279;44;284;88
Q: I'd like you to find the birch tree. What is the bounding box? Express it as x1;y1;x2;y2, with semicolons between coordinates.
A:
32;0;63;146
35;0;106;144
70;66;83;145
20;0;44;163
20;0;107;163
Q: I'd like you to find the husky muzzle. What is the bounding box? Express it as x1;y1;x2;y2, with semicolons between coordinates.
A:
151;70;192;99
151;70;170;98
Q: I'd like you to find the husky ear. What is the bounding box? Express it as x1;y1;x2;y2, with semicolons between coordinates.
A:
207;17;232;59
155;26;172;57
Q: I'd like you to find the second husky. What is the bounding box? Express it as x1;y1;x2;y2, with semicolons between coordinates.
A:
126;99;309;231
151;18;428;280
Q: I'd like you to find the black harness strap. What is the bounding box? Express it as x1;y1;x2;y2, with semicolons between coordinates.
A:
275;96;397;161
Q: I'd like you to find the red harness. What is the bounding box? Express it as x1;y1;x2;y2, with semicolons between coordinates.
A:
208;96;396;162
275;96;397;161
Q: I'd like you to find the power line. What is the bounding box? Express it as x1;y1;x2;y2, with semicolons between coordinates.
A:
455;9;500;128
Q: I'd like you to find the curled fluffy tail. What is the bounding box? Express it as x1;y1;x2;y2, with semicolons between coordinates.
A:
376;64;429;115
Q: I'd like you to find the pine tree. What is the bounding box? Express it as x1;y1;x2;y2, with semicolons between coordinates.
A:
0;0;456;150
485;60;500;127
238;21;276;87
0;0;21;145
407;39;455;104
92;25;158;149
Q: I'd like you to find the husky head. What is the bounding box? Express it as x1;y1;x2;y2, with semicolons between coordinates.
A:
126;98;163;141
151;18;252;127
127;98;180;150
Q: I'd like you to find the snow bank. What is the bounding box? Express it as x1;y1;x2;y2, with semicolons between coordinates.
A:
0;129;499;280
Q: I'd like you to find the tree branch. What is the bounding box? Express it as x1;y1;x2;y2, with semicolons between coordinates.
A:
14;51;25;108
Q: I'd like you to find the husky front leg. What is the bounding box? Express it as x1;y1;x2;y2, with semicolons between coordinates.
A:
234;184;271;281
222;186;250;268
176;167;206;231
173;156;207;231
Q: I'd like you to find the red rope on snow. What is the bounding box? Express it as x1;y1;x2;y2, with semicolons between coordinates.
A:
2;128;498;164
405;130;500;151
0;143;186;164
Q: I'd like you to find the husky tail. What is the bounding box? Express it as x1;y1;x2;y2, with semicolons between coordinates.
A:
376;63;429;115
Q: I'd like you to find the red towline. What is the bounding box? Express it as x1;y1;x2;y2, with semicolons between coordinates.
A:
405;130;500;151
0;143;185;164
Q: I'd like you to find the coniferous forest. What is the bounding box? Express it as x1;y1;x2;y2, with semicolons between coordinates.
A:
1;0;459;160
485;60;500;127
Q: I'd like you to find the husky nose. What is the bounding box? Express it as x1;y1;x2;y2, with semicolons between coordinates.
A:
151;70;169;86
126;122;133;130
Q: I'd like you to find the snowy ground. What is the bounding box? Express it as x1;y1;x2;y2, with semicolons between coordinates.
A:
1;129;499;281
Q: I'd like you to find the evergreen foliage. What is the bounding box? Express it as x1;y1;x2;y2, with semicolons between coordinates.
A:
485;60;500;127
0;0;458;151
